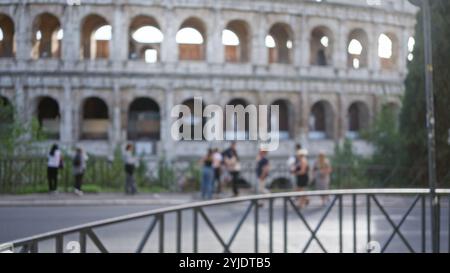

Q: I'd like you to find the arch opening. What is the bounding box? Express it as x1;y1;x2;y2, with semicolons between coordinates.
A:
36;97;60;139
223;20;250;63
129;16;163;63
267;23;293;64
128;97;161;141
310;26;333;66
0;14;15;58
347;29;368;69
81;97;109;140
31;13;61;59
81;15;111;60
309;100;334;140
346;101;369;139
177;18;206;61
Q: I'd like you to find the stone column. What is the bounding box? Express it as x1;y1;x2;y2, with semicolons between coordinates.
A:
335;20;347;71
162;85;175;162
298;15;309;68
15;3;30;63
61;81;73;145
251;12;267;66
62;5;79;65
161;7;177;64
14;78;26;123
112;4;127;68
207;8;224;65
370;27;381;72
399;28;409;75
112;82;122;149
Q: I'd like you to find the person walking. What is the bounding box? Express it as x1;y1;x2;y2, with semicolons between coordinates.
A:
291;149;310;209
47;144;62;193
313;151;333;206
212;148;223;195
256;149;270;195
200;149;215;200
223;142;241;197
73;147;88;196
124;144;138;195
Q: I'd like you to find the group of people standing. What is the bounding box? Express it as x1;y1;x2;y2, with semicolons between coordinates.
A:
46;144;88;196
199;142;333;209
45;143;137;196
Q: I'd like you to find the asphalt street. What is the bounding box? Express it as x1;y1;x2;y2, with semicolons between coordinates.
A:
0;196;448;253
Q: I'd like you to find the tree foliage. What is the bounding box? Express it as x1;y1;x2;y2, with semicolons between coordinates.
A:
400;0;450;186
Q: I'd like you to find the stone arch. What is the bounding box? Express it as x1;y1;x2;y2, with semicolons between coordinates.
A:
267;23;293;64
177;17;207;61
309;100;335;140
310;25;334;66
0;14;15;58
179;97;206;140
223;20;251;63
347;28;369;69
81;14;111;60
225;98;253;140
346;101;370;139
31;13;62;59
35;96;60;139
81;97;109;140
129;15;163;63
127;97;161;141
271;99;293;140
379;32;399;70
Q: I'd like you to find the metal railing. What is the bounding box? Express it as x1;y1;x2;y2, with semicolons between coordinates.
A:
6;189;450;253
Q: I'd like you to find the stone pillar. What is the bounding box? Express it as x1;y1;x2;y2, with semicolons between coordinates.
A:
61;81;73;145
161;7;177;64
162;85;175;162
252;12;267;66
337;92;346;139
207;8;224;65
15;3;30;63
112;82;122;149
298;15;309;68
14;78;26;123
399;28;409;75
62;5;79;65
370;28;381;72
112;4;127;67
335;20;347;70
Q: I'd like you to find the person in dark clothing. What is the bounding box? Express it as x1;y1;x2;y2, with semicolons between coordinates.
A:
200;149;215;200
223;142;240;197
256;149;270;194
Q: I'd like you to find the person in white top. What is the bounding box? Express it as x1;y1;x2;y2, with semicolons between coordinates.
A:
47;144;62;193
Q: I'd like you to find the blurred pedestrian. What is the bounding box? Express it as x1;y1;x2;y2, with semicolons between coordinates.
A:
313;151;333;206
291;149;310;209
256;149;270;195
73;147;88;196
212;148;223;195
200;149;215;200
124;144;138;195
223;141;241;197
47;144;62;193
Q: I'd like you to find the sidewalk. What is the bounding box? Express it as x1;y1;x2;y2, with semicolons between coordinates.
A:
0;192;199;207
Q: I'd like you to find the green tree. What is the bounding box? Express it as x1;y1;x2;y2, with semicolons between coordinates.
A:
400;0;450;187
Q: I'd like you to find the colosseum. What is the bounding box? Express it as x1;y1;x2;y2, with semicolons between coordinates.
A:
0;0;417;162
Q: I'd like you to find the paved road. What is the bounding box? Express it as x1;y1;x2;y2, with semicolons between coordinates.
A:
0;196;448;253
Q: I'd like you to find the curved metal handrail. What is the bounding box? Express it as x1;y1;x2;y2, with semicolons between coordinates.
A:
8;188;449;248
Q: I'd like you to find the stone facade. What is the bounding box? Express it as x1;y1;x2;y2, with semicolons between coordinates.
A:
0;0;417;161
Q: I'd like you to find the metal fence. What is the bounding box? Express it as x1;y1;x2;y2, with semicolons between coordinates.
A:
6;189;450;253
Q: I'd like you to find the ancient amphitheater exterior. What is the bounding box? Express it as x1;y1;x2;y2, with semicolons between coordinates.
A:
0;0;417;162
